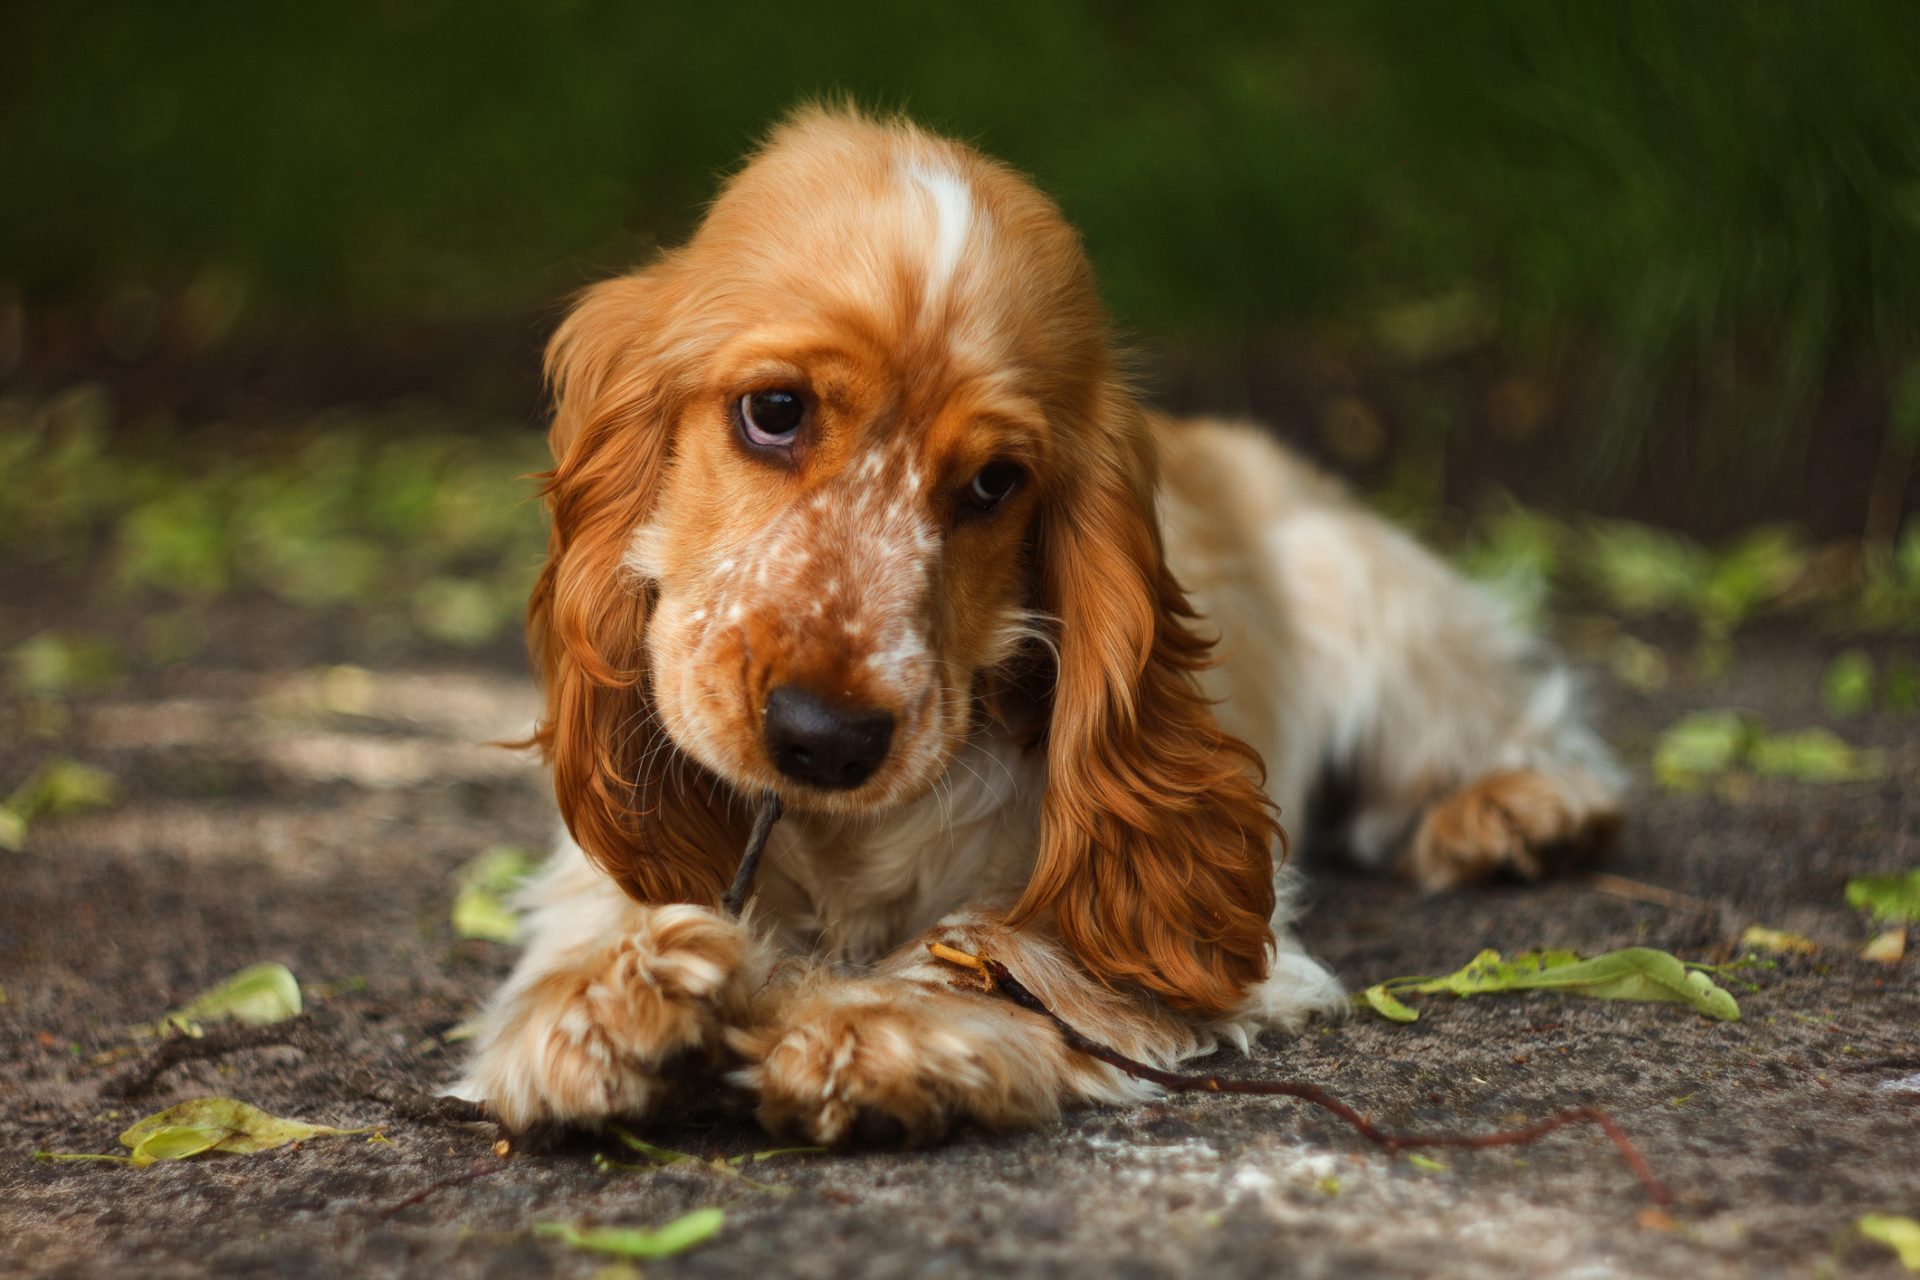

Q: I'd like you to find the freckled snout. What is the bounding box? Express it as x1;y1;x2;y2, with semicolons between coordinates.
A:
763;685;895;791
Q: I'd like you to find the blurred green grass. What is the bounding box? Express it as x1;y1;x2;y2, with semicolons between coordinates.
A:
0;384;1910;696
0;389;549;664
1;3;1916;524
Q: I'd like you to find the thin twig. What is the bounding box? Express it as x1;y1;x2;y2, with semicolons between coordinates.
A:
932;946;1673;1206
105;1020;321;1097
102;1016;489;1125
723;795;784;916
1586;872;1712;914
376;1158;508;1218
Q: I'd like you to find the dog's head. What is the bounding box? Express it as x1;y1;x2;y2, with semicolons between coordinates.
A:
531;108;1277;1015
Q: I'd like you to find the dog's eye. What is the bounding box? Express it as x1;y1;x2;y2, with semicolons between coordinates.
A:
964;461;1024;513
737;389;806;448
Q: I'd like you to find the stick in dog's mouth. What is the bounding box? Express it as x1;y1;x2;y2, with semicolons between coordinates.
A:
722;795;785;917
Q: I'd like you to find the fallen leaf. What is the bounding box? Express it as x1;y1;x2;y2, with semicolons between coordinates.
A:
1738;925;1817;956
1654;713;1882;791
1608;634;1671;692
1357;984;1420;1023
1358;947;1739;1022
451;889;520;944
118;1097;374;1164
1;759;118;852
1748;729;1883;782
6;759;117;821
1860;1214;1920;1271
1861;929;1907;965
1583;521;1709;617
603;1130;814;1192
1847;869;1920;924
158;962;302;1035
451;845;537;943
1406;1154;1447;1172
127;1124;227;1165
727;1146;827;1166
1653;711;1752;791
1822;650;1875;717
1699;527;1807;634
6;631;121;697
609;1128;695;1165
41;1098;375;1166
535;1209;725;1260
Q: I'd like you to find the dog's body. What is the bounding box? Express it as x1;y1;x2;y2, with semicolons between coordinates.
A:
459;110;1620;1144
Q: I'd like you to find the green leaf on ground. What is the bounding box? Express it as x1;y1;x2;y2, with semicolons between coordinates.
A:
1846;869;1920;924
1738;925;1817;955
1584;521;1709;617
1748;729;1884;782
7;759;117;819
1356;947;1739;1022
158;963;302;1035
6;632;122;697
117;1098;373;1165
609;1128;695;1165
1653;712;1882;791
1698;526;1807;633
1406;1154;1448;1172
729;1146;828;1165
1607;634;1671;692
1653;711;1752;790
1822;650;1875;717
2;759;118;849
1860;1214;1920;1271
32;1099;377;1166
1455;501;1568;628
451;845;538;942
535;1209;725;1259
450;890;520;944
1357;984;1420;1022
1861;929;1907;965
0;807;26;853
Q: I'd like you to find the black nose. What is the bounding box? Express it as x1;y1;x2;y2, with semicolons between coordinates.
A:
762;686;894;790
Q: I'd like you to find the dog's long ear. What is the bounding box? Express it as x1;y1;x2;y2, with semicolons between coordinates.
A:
529;267;746;906
1006;388;1280;1018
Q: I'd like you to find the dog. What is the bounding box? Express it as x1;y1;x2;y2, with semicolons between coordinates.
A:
457;107;1621;1145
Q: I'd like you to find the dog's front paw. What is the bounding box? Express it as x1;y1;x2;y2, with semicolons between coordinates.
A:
731;982;1070;1147
1406;768;1619;891
461;904;744;1132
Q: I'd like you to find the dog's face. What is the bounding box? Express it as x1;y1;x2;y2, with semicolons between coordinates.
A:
595;117;1109;812
533;109;1280;1018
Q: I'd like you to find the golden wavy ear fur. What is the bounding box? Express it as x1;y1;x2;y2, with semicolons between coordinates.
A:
1007;387;1280;1019
529;267;746;906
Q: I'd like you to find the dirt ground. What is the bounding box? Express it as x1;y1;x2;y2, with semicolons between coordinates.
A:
2;602;1916;1279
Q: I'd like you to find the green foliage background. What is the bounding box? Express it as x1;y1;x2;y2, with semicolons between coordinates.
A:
2;2;1917;527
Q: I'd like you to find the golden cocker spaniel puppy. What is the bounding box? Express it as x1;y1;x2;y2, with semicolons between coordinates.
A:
458;108;1621;1145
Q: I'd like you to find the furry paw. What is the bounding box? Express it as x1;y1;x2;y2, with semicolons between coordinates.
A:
459;904;744;1132
1405;768;1619;891
731;981;1070;1147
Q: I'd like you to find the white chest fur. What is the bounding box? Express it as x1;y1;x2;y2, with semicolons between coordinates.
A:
749;731;1042;966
